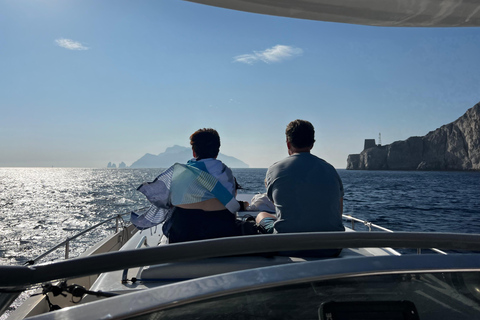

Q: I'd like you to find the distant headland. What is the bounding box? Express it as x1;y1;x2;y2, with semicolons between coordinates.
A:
347;102;480;171
107;145;249;169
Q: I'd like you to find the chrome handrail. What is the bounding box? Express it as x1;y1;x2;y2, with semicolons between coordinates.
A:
343;214;393;232
122;236;148;282
27;208;147;265
342;214;447;255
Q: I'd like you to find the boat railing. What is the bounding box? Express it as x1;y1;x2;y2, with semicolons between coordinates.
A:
27;209;447;266
26;209;142;266
342;214;447;255
122;235;148;282
343;214;393;232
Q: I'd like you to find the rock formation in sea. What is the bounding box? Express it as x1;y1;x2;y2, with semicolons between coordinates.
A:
118;162;126;168
347;102;480;171
130;145;249;168
107;162;117;168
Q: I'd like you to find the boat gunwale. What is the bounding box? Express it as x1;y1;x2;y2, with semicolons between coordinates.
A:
24;253;480;320
2;231;480;289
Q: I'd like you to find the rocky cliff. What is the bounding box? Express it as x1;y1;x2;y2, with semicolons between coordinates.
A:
347;102;480;171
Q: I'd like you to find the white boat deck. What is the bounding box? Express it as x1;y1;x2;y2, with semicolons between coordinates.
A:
86;194;399;297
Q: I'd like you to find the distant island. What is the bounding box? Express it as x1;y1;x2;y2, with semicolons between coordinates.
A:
118;145;249;168
347;102;480;171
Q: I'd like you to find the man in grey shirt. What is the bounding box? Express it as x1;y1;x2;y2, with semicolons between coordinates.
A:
256;120;344;256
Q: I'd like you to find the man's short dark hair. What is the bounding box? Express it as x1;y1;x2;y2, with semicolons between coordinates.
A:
190;128;221;160
285;120;315;149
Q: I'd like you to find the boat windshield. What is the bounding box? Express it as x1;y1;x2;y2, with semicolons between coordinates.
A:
128;271;480;320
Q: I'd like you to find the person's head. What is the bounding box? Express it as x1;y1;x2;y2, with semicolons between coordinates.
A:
285;119;315;154
190;128;221;160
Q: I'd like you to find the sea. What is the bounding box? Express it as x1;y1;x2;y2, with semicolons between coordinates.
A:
1;168;480;267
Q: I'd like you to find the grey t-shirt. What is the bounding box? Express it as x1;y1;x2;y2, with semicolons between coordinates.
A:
266;152;345;233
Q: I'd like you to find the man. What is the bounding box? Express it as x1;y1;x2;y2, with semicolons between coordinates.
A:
256;119;344;256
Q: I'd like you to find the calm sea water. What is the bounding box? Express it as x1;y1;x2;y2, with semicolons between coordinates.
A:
1;168;480;266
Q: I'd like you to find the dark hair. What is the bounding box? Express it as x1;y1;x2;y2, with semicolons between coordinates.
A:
190;128;221;160
285;119;315;149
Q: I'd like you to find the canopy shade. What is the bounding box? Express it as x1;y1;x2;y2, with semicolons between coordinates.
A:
185;0;480;27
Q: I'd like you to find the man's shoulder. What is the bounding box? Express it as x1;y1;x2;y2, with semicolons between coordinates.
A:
267;153;337;171
301;153;337;169
313;155;336;169
266;156;295;174
268;156;289;167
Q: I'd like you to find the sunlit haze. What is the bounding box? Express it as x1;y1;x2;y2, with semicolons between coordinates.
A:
1;0;480;168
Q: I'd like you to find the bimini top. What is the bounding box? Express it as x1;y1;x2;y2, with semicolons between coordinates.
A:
185;0;480;27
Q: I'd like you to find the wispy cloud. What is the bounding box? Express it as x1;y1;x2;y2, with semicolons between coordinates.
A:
55;38;89;51
234;45;303;65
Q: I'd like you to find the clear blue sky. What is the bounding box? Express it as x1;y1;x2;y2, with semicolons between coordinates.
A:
1;0;480;168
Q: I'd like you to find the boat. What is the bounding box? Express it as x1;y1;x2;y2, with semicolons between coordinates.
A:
2;0;480;319
1;192;480;319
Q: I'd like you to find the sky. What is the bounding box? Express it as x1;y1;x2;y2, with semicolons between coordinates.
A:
1;0;480;169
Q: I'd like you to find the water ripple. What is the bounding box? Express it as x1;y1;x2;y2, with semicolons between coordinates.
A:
0;168;479;266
